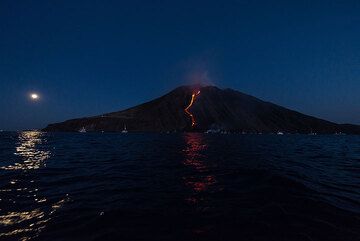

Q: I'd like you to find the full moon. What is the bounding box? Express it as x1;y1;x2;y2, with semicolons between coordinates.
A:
30;93;39;100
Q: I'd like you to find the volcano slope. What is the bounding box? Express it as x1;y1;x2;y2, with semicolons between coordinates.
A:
44;85;360;134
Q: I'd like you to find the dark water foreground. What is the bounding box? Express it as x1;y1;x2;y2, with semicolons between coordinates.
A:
0;132;359;241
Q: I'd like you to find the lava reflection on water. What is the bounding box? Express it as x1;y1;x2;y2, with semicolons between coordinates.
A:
183;133;216;204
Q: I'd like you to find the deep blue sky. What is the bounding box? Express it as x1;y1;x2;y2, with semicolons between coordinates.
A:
1;0;359;130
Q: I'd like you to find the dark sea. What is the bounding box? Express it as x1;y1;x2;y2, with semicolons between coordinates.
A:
0;131;359;241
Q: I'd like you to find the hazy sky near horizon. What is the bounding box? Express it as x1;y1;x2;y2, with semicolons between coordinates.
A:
1;0;360;130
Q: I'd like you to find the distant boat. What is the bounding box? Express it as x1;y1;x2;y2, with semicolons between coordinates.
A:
205;129;220;134
121;124;128;133
277;131;284;135
335;132;345;135
79;127;86;133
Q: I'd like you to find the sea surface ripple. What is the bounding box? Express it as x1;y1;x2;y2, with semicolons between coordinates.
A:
0;131;359;241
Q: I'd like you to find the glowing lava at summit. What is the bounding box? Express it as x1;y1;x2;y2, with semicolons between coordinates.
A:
184;90;200;127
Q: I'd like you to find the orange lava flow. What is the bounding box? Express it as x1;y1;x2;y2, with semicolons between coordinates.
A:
184;90;200;127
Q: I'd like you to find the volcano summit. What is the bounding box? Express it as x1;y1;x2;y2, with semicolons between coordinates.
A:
44;85;360;134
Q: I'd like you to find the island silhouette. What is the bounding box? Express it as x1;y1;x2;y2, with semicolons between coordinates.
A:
44;85;360;134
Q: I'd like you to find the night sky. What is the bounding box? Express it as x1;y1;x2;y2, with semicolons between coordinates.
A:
1;0;359;130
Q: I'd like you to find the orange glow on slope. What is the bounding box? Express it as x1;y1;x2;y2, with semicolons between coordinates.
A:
184;90;200;127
